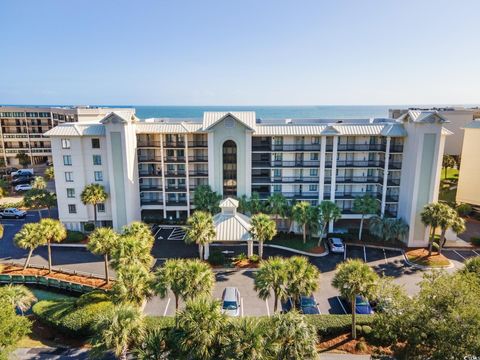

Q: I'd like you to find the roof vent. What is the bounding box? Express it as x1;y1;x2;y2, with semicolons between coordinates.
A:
285;118;292;124
336;120;343;123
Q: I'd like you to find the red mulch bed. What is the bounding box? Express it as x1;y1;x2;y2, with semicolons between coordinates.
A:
317;333;393;356
1;265;112;289
233;259;260;268
309;245;326;254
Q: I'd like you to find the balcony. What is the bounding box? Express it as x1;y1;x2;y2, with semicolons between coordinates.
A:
165;199;188;206
141;199;163;206
252;144;321;152
251;176;319;184
388;161;402;170
138;155;162;163
257;192;319;200
385;194;399;202
138;141;161;148
390;144;404;153
140;185;162;191
139;170;162;177
335;191;381;200
165;185;187;192
189;170;208;177
252;160;320;168
336;160;385;168
164;142;185;148
337;144;386;151
164;156;186;163
188;141;208;148
164;171;187;177
335;176;382;184
188;156;208;162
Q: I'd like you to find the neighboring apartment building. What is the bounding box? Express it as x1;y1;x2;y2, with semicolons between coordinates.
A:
456;120;480;209
390;107;480;155
46;109;449;248
0;106;128;166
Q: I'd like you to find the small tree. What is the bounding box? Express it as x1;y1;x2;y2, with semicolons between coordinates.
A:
442;154;456;179
80;183;108;228
421;202;446;256
250;213;277;259
91;303;145;360
292;201;312;244
0;179;9;198
23;188;57;218
185;211;216;260
122;221;155;247
318;200;342;245
285;256;320;308
267;193;288;223
0;284;37;315
353;194;379;241
332;259;378;339
0;298;31;357
32;176;46;189
254;257;288;313
249;192;264;215
44;166;55;181
87;227;119;284
110;234;154;271
112;263;153;308
14;223;45;269
369;216;409;244
15;153;30;168
192;185;221;214
39;218;67;272
438;207;465;253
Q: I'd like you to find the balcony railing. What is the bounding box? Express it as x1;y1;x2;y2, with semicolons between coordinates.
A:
138;141;161;148
164;142;185;148
252;144;321;151
336;160;385;168
165;200;188;206
335;191;381;199
164;156;186;163
140;185;162;191
188;156;208;162
390;145;404;153
189;170;208;177
139;170;162;177
251;176;319;184
335;176;382;184
337;144;386;151
164;171;186;177
141;199;163;206
256;192;319;200
188;141;208;147
165;185;187;192
252;160;320;168
138;156;162;162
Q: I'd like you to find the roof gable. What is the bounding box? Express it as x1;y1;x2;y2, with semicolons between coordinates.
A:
203;112;256;130
399;110;448;124
100;111;136;125
320;125;340;135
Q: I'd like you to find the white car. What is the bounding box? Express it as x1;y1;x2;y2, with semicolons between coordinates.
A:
221;287;241;317
328;237;345;253
0;208;27;219
15;184;32;192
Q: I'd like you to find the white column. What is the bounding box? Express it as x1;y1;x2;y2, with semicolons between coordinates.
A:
207;132;215;191
185;135;191;216
204;243;210;260
329;136;339;232
381;137;391;217
245;132;252;196
247;240;253;257
318;136;326;203
160;135;167;219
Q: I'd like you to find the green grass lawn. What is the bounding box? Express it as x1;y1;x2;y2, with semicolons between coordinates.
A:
270;233;322;251
441;167;459;180
439;187;457;203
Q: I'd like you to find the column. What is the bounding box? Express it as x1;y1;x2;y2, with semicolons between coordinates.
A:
0;118;7;166
381;137;391;217
329;136;339;232
245;132;252;196
160;135;167;219
204;243;210;260
247;240;253;257
185;135;191;216
318;136;326;203
207;132;215;191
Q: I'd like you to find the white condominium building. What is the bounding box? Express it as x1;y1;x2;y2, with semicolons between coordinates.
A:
46;109;450;247
0;106;129;166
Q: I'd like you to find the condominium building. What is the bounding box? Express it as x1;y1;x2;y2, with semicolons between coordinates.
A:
0;106;128;166
390;107;480;155
456;120;480;208
46;109;449;247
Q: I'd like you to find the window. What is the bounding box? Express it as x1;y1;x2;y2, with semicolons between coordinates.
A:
93;155;102;165
309;185;318;192
273;153;282;161
65;172;73;182
94;171;103;181
66;188;75;198
310;153;319;161
273;169;282;177
97;203;105;213
312;137;320;144
68;204;76;214
91;138;100;149
273;185;282;193
61;139;70;149
310;169;318;176
63;155;72;166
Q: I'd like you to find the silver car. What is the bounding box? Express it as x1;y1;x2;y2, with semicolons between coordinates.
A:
221;287;241;317
328;237;345;253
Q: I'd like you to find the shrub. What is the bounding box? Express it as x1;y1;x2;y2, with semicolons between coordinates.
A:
355;339;368;352
249;254;260;263
0;201;24;210
75;290;109;307
208;251;225;266
457;203;472;217
32;296;113;337
471;237;480;246
64;230;85;243
83;223;95;232
233;253;247;262
304;314;374;337
362;325;373;335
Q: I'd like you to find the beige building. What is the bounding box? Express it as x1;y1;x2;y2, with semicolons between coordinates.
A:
456;120;480;207
390;107;480;155
0;106;128;166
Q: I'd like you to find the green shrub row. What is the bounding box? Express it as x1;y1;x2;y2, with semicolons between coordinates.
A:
304;314;374;337
0;200;24;210
64;230;86;243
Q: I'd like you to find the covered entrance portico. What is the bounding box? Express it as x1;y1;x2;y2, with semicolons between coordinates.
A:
204;198;254;259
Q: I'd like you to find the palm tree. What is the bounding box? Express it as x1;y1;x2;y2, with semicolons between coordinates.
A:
110;234;154;271
238;194;250;215
268;311;318;360
185;210;216;260
132;327;169;360
442;154;456;179
181;259;215;303
121;221;155;246
285;256;320;308
39;218;67;272
112;263;153;308
0;284;37;314
254;257;288;313
221;318;268;360
80;183;108;228
175;296;227;360
391;218;409;243
318;200;342;246
0;178;9;199
421;202;445;256
14;223;45;269
369;216;409;244
91;303;145;360
32;176;46;189
249;192;264;215
192;184;222;213
23;189;57;218
153;258;187;311
250;213;277;259
438;207;465;253
353;194;379;241
44;166;55;181
87;227;119;284
332;259;379;339
268;193;288;224
292;201;312;244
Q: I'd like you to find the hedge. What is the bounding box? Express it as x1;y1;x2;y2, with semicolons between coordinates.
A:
64;230;86;243
304;314;374;337
32;291;113;337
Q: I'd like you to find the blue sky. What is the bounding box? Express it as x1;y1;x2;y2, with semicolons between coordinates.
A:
1;0;479;105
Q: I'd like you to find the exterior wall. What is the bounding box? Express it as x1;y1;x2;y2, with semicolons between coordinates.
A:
456;126;480;206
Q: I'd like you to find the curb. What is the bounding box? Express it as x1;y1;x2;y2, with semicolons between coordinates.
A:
264;244;329;257
402;253;455;270
50;243;87;248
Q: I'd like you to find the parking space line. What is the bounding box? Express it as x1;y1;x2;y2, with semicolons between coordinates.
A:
336;296;348;314
453;250;466;260
383;248;388;264
163;298;171;316
265;299;270;317
241;297;244;317
154;228;161;239
363;246;367;262
472;250;480;257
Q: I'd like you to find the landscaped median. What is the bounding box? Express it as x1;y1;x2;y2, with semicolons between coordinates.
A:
268;232;327;256
404;248;453;268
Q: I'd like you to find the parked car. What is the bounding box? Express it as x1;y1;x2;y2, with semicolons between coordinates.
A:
221;287;241;317
328;237;345;253
11;169;34;177
11;176;32;186
0;167;18;176
15;184;32;192
348;295;374;315
333;228;349;234
281;297;294;313
0;208;27;219
299;295;320;315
